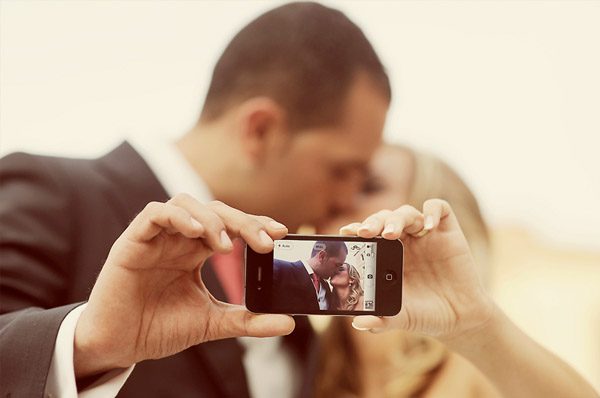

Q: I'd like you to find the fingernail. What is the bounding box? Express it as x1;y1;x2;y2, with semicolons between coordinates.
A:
220;230;233;249
259;230;273;246
190;218;203;230
269;220;287;230
424;216;434;230
351;322;371;331
382;224;394;235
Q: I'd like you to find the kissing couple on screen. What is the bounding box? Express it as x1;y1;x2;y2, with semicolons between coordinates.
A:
272;240;365;312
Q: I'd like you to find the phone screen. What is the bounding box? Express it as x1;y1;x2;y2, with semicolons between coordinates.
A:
273;239;377;312
245;234;403;316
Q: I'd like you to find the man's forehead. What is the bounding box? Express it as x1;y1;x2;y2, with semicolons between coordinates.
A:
294;123;381;158
329;133;380;167
326;143;374;168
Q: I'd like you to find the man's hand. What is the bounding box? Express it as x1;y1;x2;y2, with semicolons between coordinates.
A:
340;199;495;339
73;194;294;378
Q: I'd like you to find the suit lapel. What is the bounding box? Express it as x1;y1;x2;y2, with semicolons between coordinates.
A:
96;142;250;397
94;141;171;220
284;264;319;360
292;261;319;294
293;261;328;312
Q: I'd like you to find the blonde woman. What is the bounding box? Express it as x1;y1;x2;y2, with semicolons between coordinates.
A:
312;144;597;398
331;263;364;311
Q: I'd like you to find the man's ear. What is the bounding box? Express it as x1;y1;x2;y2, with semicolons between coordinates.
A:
236;97;289;165
318;250;328;262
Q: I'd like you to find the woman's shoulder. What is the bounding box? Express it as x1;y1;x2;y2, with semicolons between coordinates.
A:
422;352;502;398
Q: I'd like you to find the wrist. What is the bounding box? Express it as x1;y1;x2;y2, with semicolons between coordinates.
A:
441;300;505;356
73;307;132;379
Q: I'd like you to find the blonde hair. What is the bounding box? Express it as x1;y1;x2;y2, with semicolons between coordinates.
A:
315;143;490;398
332;263;365;311
403;145;491;285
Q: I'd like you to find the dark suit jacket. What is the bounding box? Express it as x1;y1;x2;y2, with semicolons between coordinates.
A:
0;142;313;397
272;259;332;313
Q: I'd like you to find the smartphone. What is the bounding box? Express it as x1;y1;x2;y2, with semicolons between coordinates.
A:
245;234;403;316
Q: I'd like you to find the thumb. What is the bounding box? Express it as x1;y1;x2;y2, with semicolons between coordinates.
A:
352;310;410;333
243;313;296;337
216;305;296;339
352;315;388;332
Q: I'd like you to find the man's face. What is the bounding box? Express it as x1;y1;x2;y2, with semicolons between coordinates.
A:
318;249;348;279
258;74;389;230
317;146;413;234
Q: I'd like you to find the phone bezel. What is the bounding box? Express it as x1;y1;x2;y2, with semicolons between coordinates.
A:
244;234;403;316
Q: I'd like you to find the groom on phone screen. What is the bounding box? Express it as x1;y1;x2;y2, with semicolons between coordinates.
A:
272;241;348;312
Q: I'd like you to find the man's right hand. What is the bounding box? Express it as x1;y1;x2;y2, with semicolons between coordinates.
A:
73;194;294;378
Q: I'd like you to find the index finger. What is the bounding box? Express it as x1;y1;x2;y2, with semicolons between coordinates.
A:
422;198;459;232
206;201;288;254
168;194;232;253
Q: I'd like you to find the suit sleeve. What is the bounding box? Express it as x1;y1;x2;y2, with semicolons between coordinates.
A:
0;152;76;396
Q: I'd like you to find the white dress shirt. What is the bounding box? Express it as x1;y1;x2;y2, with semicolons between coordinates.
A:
44;139;298;398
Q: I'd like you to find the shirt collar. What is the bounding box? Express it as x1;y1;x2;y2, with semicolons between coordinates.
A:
129;138;213;203
302;260;316;277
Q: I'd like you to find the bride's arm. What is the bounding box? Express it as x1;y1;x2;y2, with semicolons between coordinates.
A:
346;200;598;398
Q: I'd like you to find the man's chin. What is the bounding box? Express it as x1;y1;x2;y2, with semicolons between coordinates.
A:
289;218;342;235
314;225;341;235
296;224;317;234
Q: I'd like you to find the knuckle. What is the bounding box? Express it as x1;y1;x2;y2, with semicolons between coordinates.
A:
363;215;377;224
172;206;189;218
425;197;442;205
375;209;392;218
208;200;226;209
439;198;450;207
172;192;192;203
144;201;162;212
395;204;413;214
242;217;263;232
206;216;225;231
423;198;434;207
256;215;274;224
179;192;194;201
425;198;449;210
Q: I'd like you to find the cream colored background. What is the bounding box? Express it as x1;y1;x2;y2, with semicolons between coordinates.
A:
1;0;598;391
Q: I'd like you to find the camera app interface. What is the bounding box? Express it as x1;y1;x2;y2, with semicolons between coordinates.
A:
272;239;376;312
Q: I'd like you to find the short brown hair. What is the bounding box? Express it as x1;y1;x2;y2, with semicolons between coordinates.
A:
310;240;348;259
200;2;391;130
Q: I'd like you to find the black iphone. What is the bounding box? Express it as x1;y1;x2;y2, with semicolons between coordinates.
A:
245;234;403;316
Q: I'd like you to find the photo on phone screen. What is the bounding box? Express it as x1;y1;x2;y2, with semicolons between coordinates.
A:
245;235;403;316
274;239;377;312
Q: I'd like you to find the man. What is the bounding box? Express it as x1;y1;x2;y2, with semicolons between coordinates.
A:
0;2;390;397
272;241;348;312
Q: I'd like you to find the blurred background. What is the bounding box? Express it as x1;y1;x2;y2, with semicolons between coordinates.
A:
1;0;598;390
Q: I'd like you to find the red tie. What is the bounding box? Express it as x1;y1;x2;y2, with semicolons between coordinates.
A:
210;239;244;305
311;273;320;294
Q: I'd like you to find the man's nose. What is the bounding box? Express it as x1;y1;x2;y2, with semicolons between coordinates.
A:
330;182;361;216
